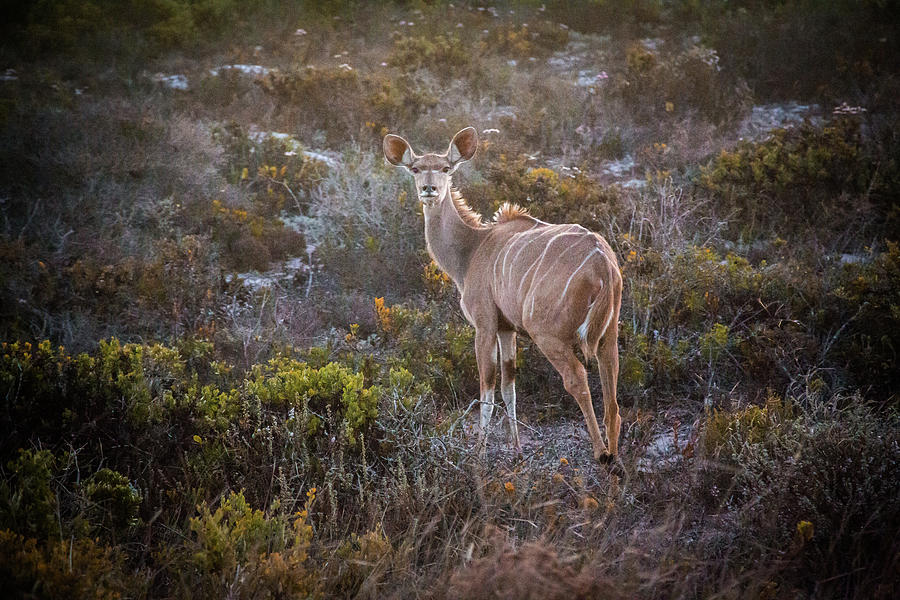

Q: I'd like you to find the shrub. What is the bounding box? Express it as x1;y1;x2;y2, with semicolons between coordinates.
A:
258;66;437;144
185;489;320;598
468;154;620;231
732;401;900;596
482;21;569;58
697;118;890;237
372;298;477;404
610;40;751;126
246;357;380;445
0;449;58;539
389;34;472;80
827;241;900;400
0;529;134;599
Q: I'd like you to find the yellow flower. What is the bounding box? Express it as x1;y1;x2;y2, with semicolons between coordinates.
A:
559;457;569;466
503;481;515;494
665;101;674;112
796;520;814;541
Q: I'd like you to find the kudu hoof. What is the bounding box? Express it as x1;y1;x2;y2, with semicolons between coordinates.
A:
597;453;626;476
596;452;616;464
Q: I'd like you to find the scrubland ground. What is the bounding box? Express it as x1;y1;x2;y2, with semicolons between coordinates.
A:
1;1;899;598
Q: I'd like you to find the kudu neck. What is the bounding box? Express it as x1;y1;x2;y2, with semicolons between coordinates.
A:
423;186;486;287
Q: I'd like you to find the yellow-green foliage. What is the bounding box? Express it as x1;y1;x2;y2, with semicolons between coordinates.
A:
373;298;477;401
0;449;58;539
828;241;900;397
618;322;691;392
389;34;471;79
247;357;379;442
332;524;392;593
84;468;142;534
700;119;865;200
9;0;262;51
702;396;793;461
187;490;319;598
0;529;133;599
471;155;620;231
614;40;750;124
258;66;436;142
482;21;569;58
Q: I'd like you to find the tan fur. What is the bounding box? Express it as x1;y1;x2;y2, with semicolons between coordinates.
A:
384;128;622;461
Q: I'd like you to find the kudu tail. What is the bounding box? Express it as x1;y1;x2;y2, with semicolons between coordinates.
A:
576;264;620;360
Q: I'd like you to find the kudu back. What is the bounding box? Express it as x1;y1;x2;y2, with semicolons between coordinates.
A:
384;127;622;462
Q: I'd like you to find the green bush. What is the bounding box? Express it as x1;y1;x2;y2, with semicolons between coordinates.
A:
389;34;472;80
698;118;892;236
373;297;477;404
0;529;134;599
610;40;751;126
185;490;320;598
258;66;436;144
468;155;620;232
84;468;142;536
0;449;58;540
733;402;900;596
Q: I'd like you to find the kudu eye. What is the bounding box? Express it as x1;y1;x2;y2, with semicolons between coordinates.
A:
442;167;450;173
411;167;419;174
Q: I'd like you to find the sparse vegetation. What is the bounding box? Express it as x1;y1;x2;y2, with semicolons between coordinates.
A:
1;1;898;598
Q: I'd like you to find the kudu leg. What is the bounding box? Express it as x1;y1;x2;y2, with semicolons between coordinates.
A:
533;335;608;461
597;328;621;457
497;330;521;453
474;328;498;455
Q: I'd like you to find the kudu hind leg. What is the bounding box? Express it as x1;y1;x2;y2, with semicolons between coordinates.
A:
497;330;521;453
533;335;607;460
593;289;621;459
597;329;621;458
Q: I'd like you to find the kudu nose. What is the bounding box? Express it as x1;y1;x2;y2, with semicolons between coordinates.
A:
421;184;437;195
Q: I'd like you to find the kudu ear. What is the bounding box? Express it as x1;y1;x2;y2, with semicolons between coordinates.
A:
448;127;478;166
383;134;415;168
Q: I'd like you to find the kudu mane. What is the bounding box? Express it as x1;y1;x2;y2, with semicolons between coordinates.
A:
450;190;532;228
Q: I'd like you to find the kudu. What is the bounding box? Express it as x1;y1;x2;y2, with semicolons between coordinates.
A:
383;127;622;462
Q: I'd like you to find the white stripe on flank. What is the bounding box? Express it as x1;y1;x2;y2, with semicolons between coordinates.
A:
494;224;542;282
516;229;579;301
559;248;600;305
506;225;552;282
528;242;581;319
595;303;615;341
503;224;551;280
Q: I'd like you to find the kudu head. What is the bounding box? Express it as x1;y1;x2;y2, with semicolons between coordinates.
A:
383;127;478;208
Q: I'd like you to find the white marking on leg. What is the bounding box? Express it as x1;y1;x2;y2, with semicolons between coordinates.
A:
500;382;519;447
480;389;495;432
577;303;593;340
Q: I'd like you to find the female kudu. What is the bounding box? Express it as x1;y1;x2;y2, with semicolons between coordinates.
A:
383;127;622;462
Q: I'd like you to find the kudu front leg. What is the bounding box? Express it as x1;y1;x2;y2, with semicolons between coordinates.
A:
474;328;498;456
497;330;521;454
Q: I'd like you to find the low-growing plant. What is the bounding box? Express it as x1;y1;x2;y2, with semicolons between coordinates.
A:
185;489;320;598
0;529;135;599
389;34;472;80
